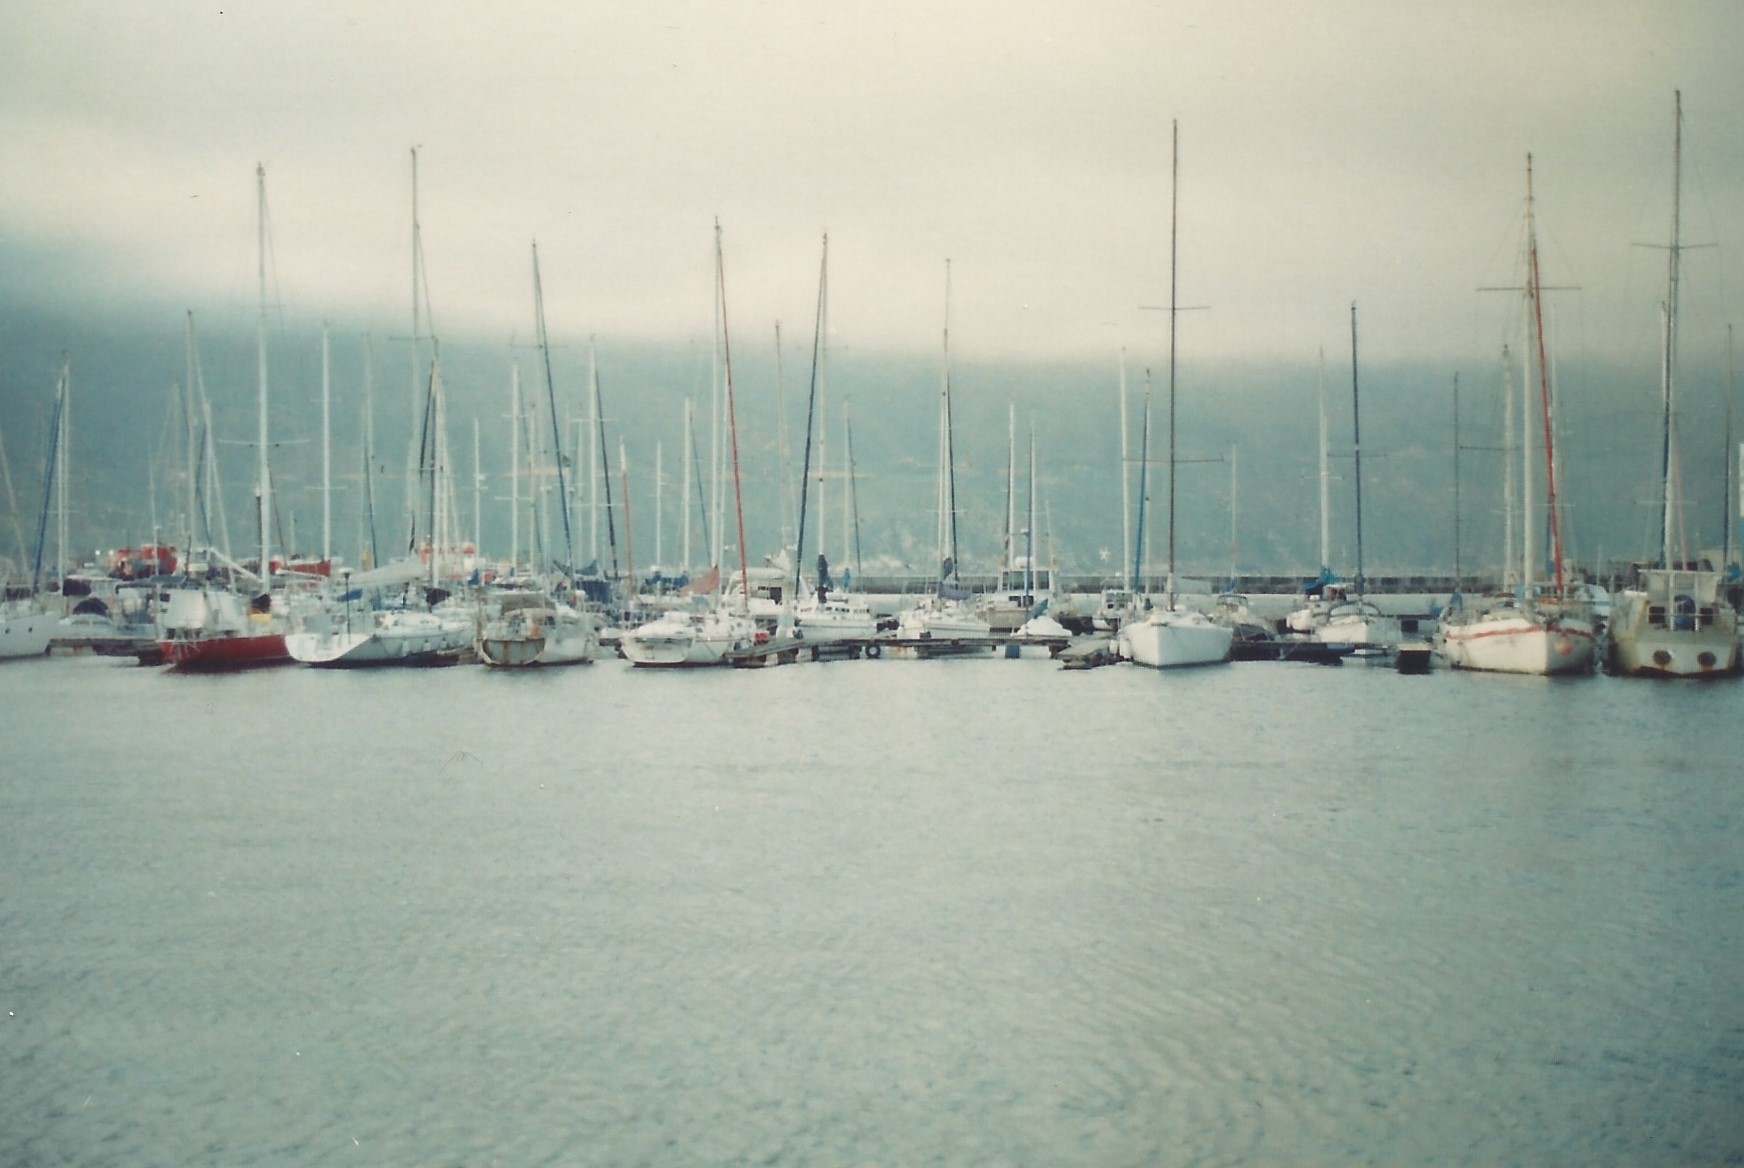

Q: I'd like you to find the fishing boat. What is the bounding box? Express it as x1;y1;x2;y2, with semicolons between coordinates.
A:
1116;121;1232;670
1609;94;1741;678
159;581;289;669
1610;565;1738;676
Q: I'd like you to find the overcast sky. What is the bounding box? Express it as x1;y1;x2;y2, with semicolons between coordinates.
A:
4;1;1742;369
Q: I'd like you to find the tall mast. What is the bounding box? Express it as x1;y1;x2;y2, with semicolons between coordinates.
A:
1132;372;1152;593
1004;402;1017;580
1726;323;1737;571
1119;351;1132;588
56;363;68;579
681;397;693;572
425;361;443;586
1317;348;1330;576
1349;302;1365;598
321;323;332;567
841;404;852;571
362;337;379;569
1520;295;1535;590
817;338;829;572
1451;372;1462;588
619;439;633;594
509;361;521;572
183;313;200;554
845;403;863;582
1660;90;1684;566
404;148;426;556
653;440;663;568
1227;444;1238;589
773;322;794;557
587;342;601;564
1501;346;1516;587
1026;426;1037;599
1166;118;1180;598
714;220;752;609
592;348;619;582
203;395;229;562
1525;153;1564;591
936;260;954;586
0;404;28;570
793;235;828;599
256;162;271;591
31;361;67;593
531;241;574;574
472;416;482;566
709;236;724;570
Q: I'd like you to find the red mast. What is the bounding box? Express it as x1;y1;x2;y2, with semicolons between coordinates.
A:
1525;154;1565;592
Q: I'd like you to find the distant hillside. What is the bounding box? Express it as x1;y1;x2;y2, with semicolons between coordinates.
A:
1;304;1736;584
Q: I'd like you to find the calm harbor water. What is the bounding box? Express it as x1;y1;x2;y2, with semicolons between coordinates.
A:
3;652;1742;1166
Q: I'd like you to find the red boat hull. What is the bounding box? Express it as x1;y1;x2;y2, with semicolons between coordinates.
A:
160;631;292;671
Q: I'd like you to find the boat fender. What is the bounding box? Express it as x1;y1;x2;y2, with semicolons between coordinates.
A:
865;643;882;659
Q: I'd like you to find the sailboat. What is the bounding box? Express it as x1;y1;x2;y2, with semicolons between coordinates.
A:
787;236;879;650
1285;309;1402;651
894;259;994;651
160;164;294;671
0;363;68;661
620;221;758;667
286;359;475;667
474;243;598;667
2;598;56;660
977;407;1057;633
1609;92;1742;678
288;158;471;668
1117;120;1233;670
1440;156;1598;675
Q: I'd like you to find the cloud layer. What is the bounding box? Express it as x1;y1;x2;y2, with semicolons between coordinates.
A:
3;1;1742;370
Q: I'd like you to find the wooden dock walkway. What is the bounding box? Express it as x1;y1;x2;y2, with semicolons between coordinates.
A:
723;631;1074;668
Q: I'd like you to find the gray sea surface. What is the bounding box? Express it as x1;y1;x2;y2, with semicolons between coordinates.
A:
3;652;1742;1166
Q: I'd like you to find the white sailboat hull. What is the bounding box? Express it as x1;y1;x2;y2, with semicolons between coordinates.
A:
1314;607;1400;648
1440;609;1597;675
791;596;878;645
286;611;472;667
0;603;54;660
620;611;755;668
894;600;992;643
1119;610;1233;668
